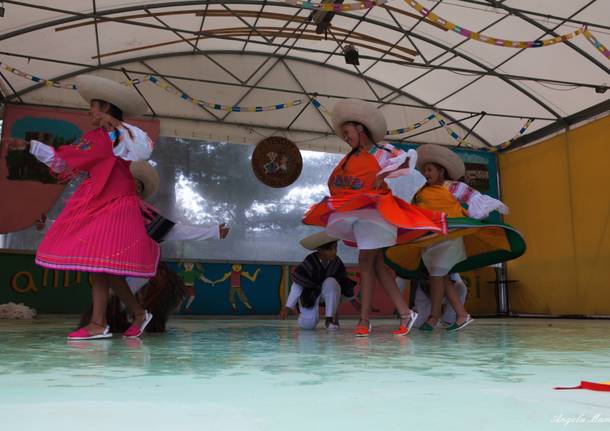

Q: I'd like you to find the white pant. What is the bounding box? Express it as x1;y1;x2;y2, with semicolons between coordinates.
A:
422;237;466;276
413;276;467;328
287;278;341;330
396;276;409;294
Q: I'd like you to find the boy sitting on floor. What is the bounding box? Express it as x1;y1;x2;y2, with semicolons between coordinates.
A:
280;232;356;330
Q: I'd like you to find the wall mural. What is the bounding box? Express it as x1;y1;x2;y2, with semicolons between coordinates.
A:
0;251;499;316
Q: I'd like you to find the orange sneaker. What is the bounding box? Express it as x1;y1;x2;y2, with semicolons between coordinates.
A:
354;321;372;337
392;311;418;336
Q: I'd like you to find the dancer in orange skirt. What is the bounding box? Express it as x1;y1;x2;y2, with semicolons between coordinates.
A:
303;99;447;336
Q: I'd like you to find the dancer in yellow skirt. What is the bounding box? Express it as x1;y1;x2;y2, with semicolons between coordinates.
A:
385;144;526;332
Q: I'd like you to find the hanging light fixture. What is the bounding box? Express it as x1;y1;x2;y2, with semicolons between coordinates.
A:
344;44;359;65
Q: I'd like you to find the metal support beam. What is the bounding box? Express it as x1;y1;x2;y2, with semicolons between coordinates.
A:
0;70;23;103
0;0;569;118
221;17;311;121
121;67;157;117
282;58;334;132
378;14;509;105
458;0;610;32
461;112;486;144
144;8;244;84
140;60;221;121
483;0;609;75
92;0;102;66
0;49;559;122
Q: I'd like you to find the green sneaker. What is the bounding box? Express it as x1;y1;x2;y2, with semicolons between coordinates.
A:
446;315;474;332
419;322;435;331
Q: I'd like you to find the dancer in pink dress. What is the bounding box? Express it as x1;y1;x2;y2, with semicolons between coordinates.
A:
7;75;159;339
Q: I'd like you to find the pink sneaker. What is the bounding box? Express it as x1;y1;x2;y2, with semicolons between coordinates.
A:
67;325;112;340
123;311;153;338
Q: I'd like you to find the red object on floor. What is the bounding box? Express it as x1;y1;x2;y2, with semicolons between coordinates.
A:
554;381;610;392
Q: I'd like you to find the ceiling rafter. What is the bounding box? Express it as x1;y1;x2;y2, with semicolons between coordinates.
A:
0;49;569;121
429;0;599;117
1;0;607;148
1;49;495;145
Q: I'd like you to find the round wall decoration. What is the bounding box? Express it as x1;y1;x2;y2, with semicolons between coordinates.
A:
251;136;303;188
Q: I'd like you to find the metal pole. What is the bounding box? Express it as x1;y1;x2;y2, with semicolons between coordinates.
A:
495;150;509;316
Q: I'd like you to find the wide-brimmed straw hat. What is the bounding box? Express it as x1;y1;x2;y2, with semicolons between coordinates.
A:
300;232;338;251
331;98;387;144
130;161;159;200
75;75;148;117
416;144;465;180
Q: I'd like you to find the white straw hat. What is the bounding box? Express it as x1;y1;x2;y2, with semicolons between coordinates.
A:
331;98;387;143
130;161;159;200
416;144;465;180
75;75;148;117
300;232;338;250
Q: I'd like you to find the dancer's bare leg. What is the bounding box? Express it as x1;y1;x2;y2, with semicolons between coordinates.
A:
108;276;146;326
444;277;469;325
426;275;446;326
357;249;377;328
84;273;110;334
373;251;412;326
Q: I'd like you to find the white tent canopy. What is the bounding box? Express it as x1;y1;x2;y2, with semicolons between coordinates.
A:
1;0;608;152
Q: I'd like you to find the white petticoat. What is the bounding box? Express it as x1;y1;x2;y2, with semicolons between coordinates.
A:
327;208;397;250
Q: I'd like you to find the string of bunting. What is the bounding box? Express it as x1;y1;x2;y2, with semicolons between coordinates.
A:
311;98;332;116
292;0;608;61
583;29;610;60
145;75;304;112
0;61;305;113
0;62;77;90
311;98;474;147
488;118;534;153
404;0;610;61
435;114;472;148
286;0;388;12
0;60;541;149
387;112;437;135
312;99;533;151
404;0;586;49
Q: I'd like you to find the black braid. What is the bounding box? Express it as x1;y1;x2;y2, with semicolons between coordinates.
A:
93;99;124;147
373;142;392;153
340;147;358;170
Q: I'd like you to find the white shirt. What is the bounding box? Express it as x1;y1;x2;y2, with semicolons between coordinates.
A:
29;122;153;172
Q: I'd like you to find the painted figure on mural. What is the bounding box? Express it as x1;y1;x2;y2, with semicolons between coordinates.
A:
178;262;214;312
214;264;261;313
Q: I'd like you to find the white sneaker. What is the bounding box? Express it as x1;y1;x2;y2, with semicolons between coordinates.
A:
325;318;340;330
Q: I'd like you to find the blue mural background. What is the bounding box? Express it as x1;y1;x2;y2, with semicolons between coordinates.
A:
172;262;283;316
